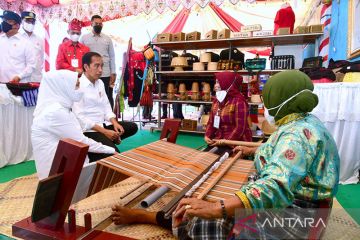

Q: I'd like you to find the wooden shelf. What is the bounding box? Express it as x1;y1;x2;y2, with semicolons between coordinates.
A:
154;99;212;104
152;33;323;50
154;98;262;106
155;69;284;76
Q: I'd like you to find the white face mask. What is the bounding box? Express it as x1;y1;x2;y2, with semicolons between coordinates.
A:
267;89;313;118
216;90;227;103
215;77;237;103
23;22;34;33
70;34;80;42
264;107;275;125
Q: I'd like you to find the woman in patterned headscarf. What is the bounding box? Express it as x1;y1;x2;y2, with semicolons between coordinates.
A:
111;71;340;239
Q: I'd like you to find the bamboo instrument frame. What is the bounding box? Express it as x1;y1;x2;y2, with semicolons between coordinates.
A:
214;139;263;147
196;150;243;200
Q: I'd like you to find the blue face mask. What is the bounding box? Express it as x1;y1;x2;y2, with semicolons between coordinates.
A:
1;21;13;33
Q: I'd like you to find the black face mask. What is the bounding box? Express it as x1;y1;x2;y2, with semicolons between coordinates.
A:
93;25;102;34
1;21;13;33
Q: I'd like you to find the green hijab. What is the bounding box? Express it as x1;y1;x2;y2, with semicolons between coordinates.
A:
262;70;318;121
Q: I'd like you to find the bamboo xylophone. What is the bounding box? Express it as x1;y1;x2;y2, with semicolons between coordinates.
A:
88;140;256;201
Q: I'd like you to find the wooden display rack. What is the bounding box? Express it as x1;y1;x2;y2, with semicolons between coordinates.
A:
151;32;323;134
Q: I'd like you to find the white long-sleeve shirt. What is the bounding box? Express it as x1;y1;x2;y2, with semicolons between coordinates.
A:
22;31;44;82
32;102;115;179
0;32;36;83
72;75;116;131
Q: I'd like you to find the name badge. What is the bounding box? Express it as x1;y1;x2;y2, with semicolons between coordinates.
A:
71;59;79;68
214;115;220;129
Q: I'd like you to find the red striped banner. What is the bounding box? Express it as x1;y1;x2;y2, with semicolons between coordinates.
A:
44;23;50;72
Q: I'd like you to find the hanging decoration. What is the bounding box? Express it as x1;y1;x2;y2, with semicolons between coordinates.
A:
44;23;50;72
318;1;331;66
1;0;267;23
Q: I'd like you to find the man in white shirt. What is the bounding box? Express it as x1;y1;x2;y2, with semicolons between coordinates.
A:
73;52;138;162
0;11;36;83
21;11;44;82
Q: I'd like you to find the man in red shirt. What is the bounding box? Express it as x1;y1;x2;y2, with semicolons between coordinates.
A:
56;19;89;74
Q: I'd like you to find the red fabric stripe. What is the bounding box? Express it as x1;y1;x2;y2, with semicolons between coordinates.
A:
323;55;328;62
320;4;331;17
323;18;331;27
44;24;50;72
162;8;190;33
319;37;329;53
209;2;243;32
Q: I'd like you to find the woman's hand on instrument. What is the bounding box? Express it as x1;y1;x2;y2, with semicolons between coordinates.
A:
233;146;256;156
173;198;222;227
111;205;147;225
204;136;216;146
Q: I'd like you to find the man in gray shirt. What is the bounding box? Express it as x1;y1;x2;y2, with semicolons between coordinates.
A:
80;15;116;108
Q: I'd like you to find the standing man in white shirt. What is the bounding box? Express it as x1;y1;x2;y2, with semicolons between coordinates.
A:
0;11;36;83
21;11;44;82
80;15;116;108
72;52;138;162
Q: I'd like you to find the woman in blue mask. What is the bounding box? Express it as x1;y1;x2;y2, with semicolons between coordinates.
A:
204;71;252;149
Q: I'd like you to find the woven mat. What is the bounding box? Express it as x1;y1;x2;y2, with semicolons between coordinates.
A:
0;174;359;240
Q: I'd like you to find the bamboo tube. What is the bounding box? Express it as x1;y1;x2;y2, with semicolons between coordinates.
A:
197;150;243;199
213;139;263;147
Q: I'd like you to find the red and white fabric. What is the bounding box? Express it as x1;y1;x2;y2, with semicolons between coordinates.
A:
319;2;332;67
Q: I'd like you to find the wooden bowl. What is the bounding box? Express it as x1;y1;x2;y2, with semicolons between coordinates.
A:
207;62;218;70
191;82;199;92
179;83;186;93
167;83;175;93
202;83;211;93
200;52;211;63
171;57;188;71
193;62;205;71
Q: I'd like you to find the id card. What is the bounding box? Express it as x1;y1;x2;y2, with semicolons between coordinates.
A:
71;59;79;68
214;115;220;129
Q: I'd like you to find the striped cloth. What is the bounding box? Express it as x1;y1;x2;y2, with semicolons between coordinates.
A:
21;88;38;107
319;2;332;67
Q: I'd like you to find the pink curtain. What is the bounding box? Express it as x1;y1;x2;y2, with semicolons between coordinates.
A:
162;8;190;33
7;0;59;7
209;2;243;32
209;3;270;56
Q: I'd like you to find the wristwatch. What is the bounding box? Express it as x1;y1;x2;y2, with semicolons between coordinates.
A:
220;200;227;220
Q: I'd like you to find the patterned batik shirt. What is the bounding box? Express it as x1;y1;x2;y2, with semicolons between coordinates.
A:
237;113;340;209
205;97;252;142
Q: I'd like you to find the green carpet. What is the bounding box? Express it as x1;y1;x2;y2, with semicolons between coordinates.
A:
0;160;36;183
0;130;359;225
336;184;360;224
0;234;14;240
117;130;206;152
